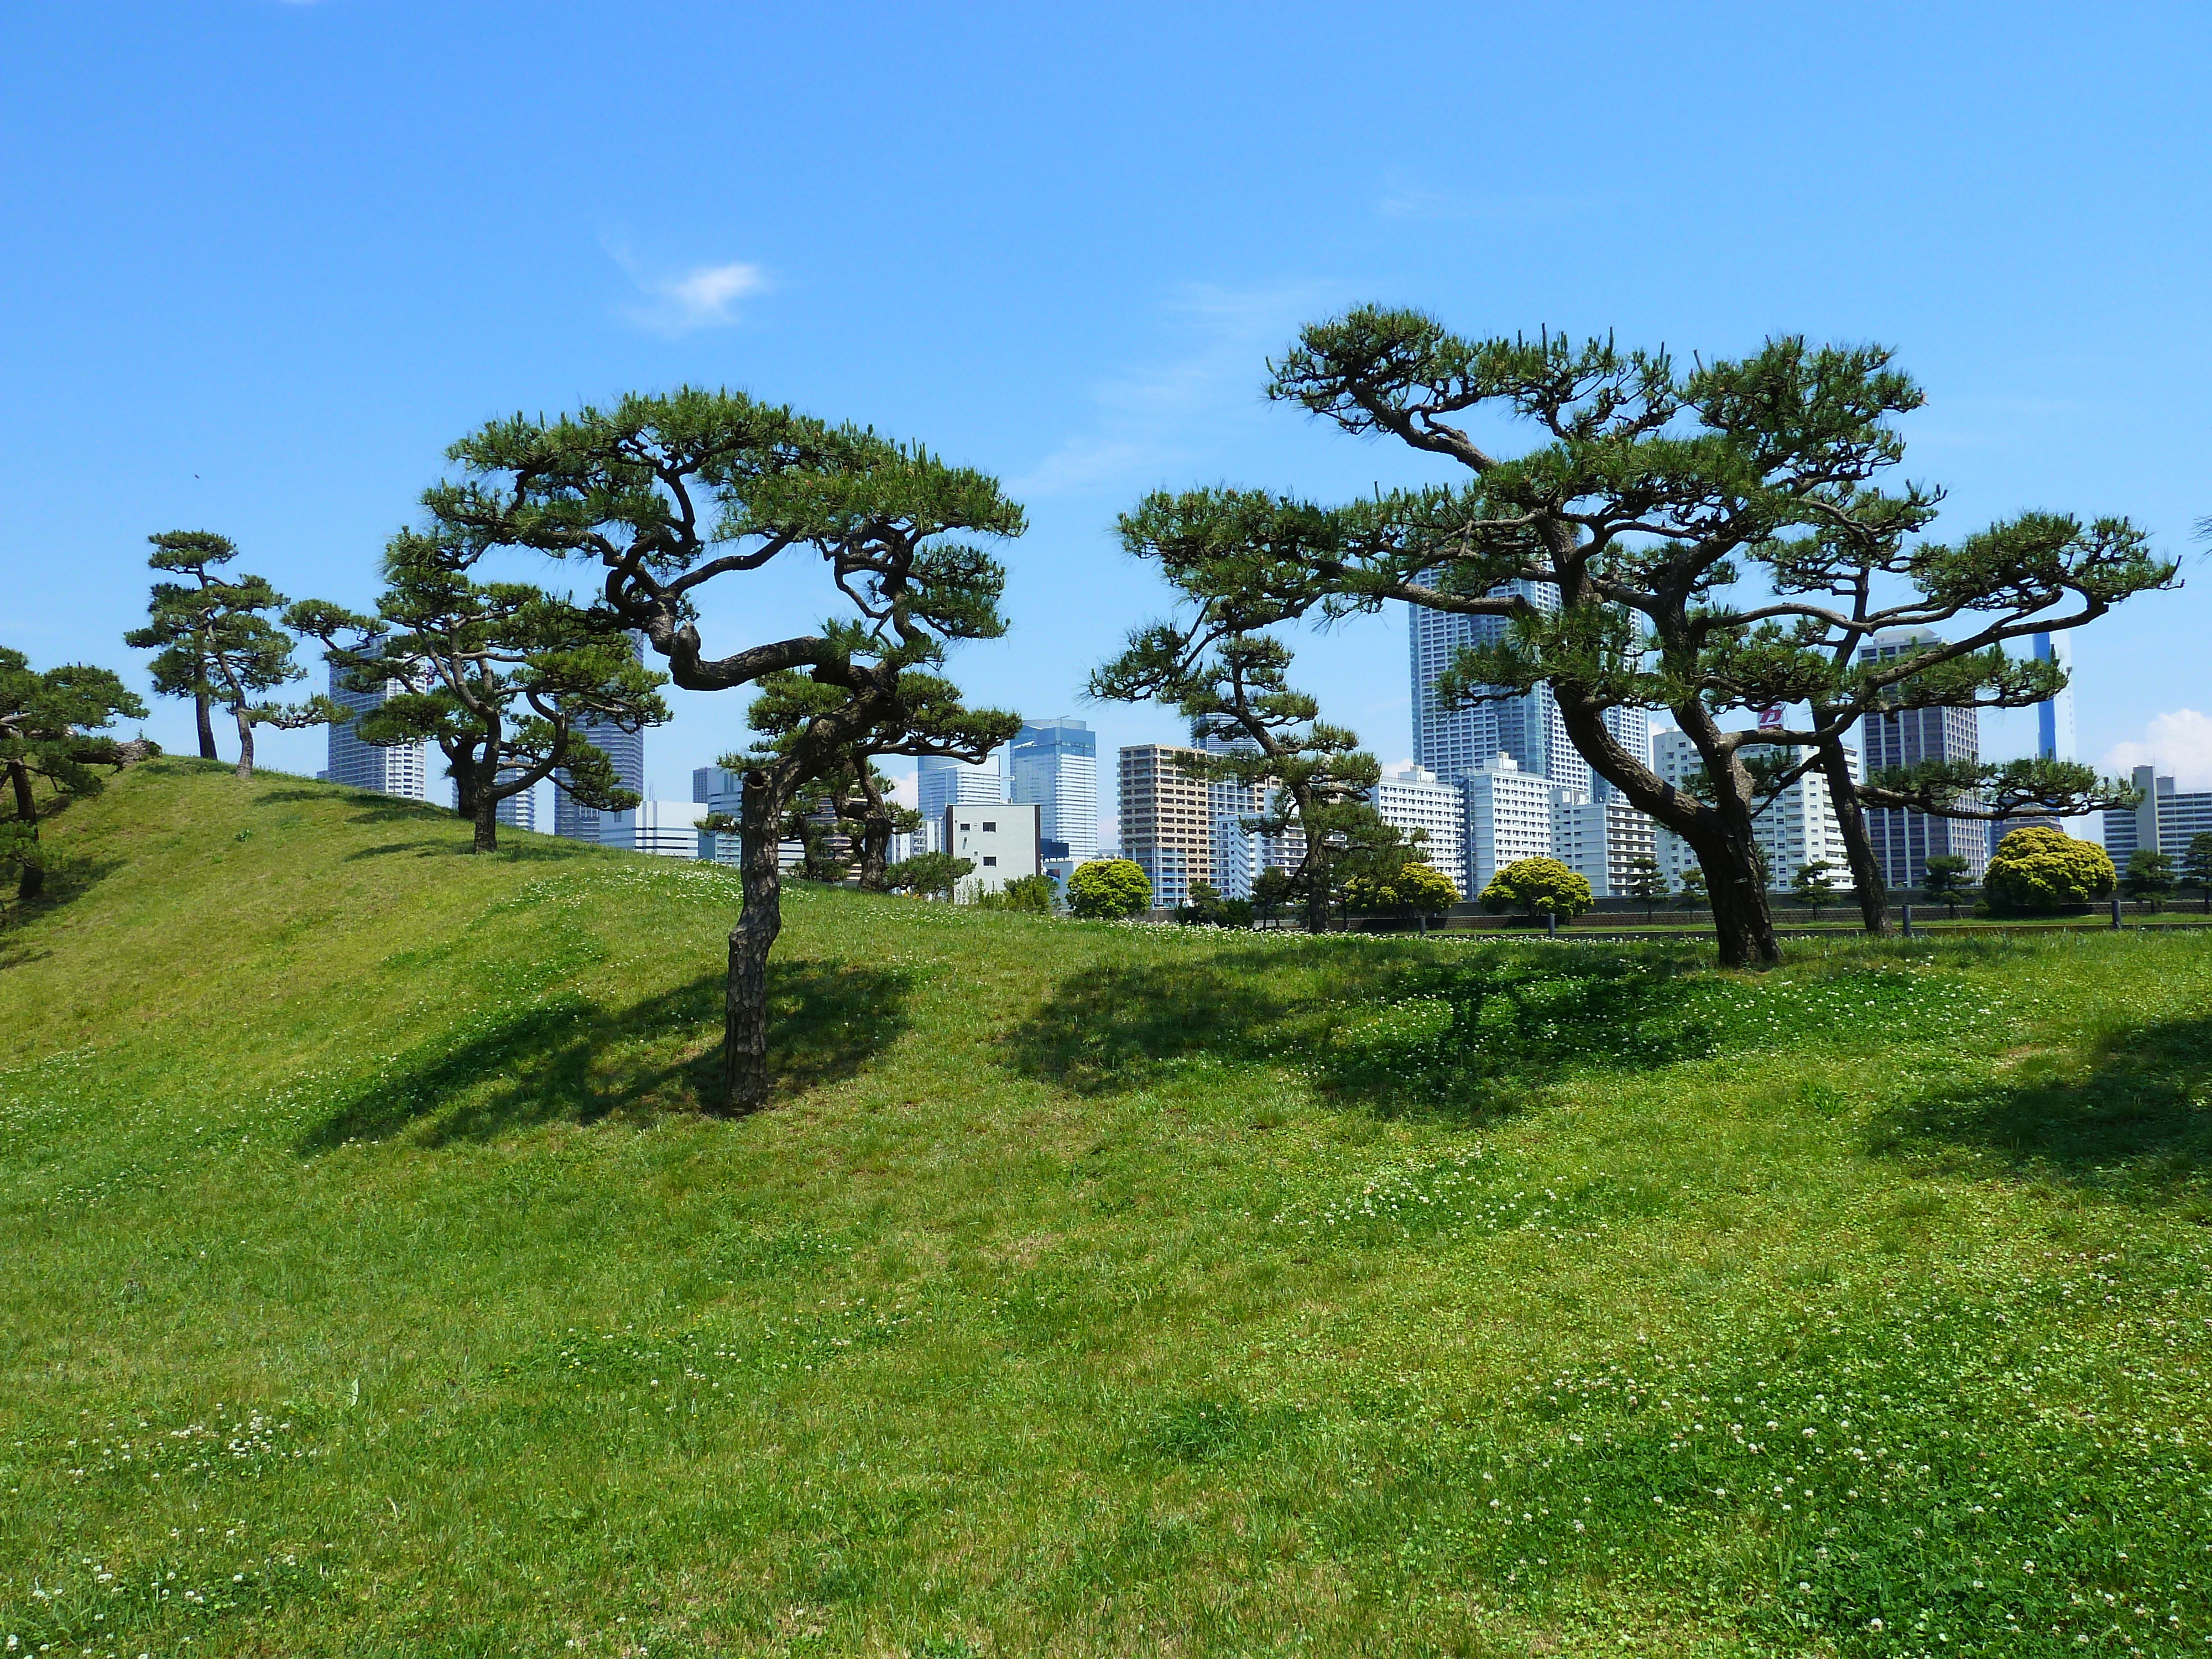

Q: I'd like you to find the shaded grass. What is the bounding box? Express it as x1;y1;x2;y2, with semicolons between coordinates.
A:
0;763;2208;1656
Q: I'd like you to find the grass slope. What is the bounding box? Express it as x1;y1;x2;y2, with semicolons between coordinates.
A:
3;760;2210;1658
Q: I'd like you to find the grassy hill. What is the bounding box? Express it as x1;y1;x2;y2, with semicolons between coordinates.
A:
4;760;2210;1658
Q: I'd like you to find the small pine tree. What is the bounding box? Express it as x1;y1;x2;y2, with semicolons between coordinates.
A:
1675;869;1710;912
2179;832;2212;915
885;851;973;900
1788;859;1840;922
1;650;147;901
1919;853;1973;919
1620;855;1670;924
2124;849;2176;913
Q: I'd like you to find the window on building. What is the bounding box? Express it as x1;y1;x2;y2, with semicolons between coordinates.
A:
958;822;970;831
982;821;997;832
982;855;998;867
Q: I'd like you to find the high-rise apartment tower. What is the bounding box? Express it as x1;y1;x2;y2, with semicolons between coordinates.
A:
322;662;429;800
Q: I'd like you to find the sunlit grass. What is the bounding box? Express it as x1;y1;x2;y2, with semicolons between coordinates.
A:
2;760;2208;1656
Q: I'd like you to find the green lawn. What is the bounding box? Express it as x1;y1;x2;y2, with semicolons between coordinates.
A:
4;760;2209;1657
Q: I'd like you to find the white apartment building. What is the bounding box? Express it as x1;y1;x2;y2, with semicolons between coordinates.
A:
1373;764;1468;896
946;802;1042;898
1461;756;1578;894
1552;796;1659;897
1208;806;1307;901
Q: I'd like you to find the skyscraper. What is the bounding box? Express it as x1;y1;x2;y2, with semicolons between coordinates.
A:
1008;718;1098;865
554;633;648;842
1406;581;1589;794
917;752;1008;852
1857;627;1988;886
322;661;429;799
1117;744;1211;909
2033;630;2077;762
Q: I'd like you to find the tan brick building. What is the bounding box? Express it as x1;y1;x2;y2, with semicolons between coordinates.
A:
1116;744;1214;907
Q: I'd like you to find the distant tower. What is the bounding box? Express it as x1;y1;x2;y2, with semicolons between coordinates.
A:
323;662;428;799
554;633;648;841
1008;718;1099;865
1857;627;1988;886
1406;581;1588;793
2033;630;2076;761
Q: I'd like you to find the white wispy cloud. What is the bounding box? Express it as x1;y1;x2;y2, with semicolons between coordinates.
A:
1376;178;1610;223
609;248;769;333
2103;708;2212;792
1011;280;1345;500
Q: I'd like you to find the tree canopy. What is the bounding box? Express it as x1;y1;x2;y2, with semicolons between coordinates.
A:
124;530;335;779
1090;553;1390;933
1345;858;1459;931
2181;832;2212;914
1981;826;2115;912
1066;858;1152;920
1;648;147;901
421;389;1022;1110
1120;309;2176;964
290;530;667;853
1480;856;1594;921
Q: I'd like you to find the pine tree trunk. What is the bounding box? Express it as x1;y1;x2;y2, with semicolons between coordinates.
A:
473;791;498;853
195;695;217;760
858;812;891;891
1689;801;1781;968
1817;729;1889;935
233;708;255;781
452;750;481;823
723;768;786;1114
8;759;42;901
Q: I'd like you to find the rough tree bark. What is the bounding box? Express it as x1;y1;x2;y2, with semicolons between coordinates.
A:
195;694;217;760
1556;692;1782;968
852;771;893;891
8;759;41;901
1814;723;1890;935
231;705;255;781
726;765;788;1114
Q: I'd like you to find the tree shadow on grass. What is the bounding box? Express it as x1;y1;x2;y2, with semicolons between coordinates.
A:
1872;1015;2212;1201
295;958;910;1150
342;837;574;863
1;805;126;953
1003;941;1715;1120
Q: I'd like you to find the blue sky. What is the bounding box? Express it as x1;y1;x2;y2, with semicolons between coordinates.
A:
7;2;2210;838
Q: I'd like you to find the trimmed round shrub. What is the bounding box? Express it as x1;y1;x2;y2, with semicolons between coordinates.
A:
1066;858;1152;920
1981;825;2115;912
1479;855;1594;920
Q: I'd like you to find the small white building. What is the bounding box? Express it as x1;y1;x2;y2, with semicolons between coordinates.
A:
1552;795;1659;897
601;799;707;859
946;802;1041;898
